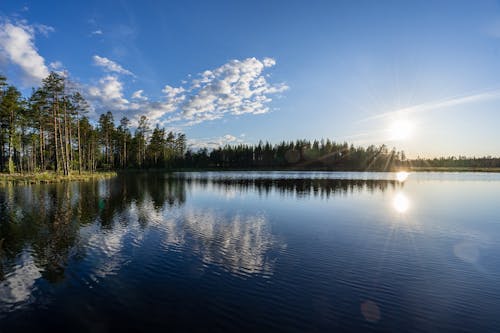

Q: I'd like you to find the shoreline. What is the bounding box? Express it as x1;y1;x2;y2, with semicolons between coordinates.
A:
408;167;500;172
121;167;500;173
1;167;499;186
170;167;500;173
0;171;117;185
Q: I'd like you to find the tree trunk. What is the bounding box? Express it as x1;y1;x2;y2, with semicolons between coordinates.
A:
53;104;60;174
20;140;24;174
8;109;14;174
0;136;4;172
39;123;44;171
58;116;66;175
77;118;82;175
63;103;70;175
123;137;127;168
69;121;73;168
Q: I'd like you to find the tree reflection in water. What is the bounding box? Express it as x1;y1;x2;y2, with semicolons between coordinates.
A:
0;174;400;312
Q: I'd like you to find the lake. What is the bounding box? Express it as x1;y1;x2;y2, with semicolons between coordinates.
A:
0;171;499;332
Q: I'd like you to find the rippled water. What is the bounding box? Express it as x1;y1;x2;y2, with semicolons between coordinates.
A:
0;172;499;332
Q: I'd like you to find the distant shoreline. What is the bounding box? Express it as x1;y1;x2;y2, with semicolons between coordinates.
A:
123;167;500;173
407;167;500;172
1;167;499;186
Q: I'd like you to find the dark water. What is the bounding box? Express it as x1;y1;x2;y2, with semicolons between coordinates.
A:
0;171;499;332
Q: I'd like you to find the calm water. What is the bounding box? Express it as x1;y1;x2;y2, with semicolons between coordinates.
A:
0;172;499;332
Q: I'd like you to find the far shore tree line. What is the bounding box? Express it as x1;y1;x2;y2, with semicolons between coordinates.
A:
1;72;499;174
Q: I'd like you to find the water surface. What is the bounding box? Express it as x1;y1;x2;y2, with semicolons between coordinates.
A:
0;172;499;332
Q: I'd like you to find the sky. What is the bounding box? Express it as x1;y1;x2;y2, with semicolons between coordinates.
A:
1;0;500;157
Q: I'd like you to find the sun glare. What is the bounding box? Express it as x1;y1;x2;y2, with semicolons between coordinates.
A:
389;119;414;141
396;171;409;182
393;193;410;213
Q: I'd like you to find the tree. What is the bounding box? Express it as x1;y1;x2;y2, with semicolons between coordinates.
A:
71;92;89;174
135;115;150;167
98;111;115;168
42;72;66;174
147;125;165;166
117;117;131;168
29;88;51;171
0;86;22;173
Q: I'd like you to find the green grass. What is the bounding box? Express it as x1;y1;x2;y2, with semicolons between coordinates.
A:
0;171;117;185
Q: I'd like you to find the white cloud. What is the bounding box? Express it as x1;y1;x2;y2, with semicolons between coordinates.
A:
34;24;55;37
91;29;103;35
162;85;185;98
86;57;288;128
48;60;69;78
0;19;49;85
224;134;237;142
134;85;186;124
93;55;134;76
86;75;176;125
181;57;288;124
88;75;132;112
49;61;63;70
262;57;276;67
188;134;245;150
0;16;287;129
132;89;148;101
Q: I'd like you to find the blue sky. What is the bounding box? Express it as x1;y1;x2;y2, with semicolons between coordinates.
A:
1;0;500;157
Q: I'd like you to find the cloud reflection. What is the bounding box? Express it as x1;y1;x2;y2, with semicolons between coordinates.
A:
163;209;283;277
453;241;480;264
0;251;41;312
85;224;130;280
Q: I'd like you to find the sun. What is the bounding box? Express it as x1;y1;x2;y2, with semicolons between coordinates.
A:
388;119;414;141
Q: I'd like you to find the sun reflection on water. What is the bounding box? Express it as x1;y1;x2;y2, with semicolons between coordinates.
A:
393;192;410;213
396;171;409;182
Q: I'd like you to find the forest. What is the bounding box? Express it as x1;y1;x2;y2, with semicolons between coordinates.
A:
1;72;499;174
0;72;186;174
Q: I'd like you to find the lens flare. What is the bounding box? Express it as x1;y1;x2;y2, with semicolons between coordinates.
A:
361;300;381;323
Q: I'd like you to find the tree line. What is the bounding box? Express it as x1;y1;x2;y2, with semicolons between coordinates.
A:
1;71;499;174
0;72;186;174
184;140;409;170
184;142;500;170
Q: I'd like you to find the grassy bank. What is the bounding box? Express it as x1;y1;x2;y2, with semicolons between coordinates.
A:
0;171;117;185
